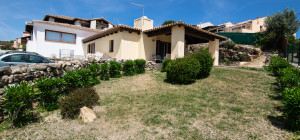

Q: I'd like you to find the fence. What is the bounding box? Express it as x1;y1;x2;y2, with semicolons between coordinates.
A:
59;49;74;59
216;33;257;45
286;42;300;66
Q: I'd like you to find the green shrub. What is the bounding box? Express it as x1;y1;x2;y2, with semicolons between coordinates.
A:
59;87;99;119
161;59;172;72
166;57;200;84
123;60;135;76
269;57;291;76
109;61;122;78
1;82;35;126
87;63;101;77
220;40;235;49
134;59;146;74
277;67;300;90
63;69;100;91
188;51;214;78
226;60;231;65
35;78;67;111
100;62;110;80
282;87;300;129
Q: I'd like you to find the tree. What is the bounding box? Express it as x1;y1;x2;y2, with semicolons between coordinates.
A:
162;20;176;26
264;8;300;52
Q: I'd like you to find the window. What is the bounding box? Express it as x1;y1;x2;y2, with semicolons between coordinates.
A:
45;30;76;43
88;43;95;54
28;55;49;63
260;26;263;31
2;54;27;62
109;40;114;52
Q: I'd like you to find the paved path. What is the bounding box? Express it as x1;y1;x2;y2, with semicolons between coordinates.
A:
238;55;267;68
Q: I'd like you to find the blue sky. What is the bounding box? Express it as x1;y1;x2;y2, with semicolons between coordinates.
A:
0;0;299;41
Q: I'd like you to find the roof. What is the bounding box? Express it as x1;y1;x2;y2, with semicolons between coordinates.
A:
82;25;142;43
43;15;115;26
83;22;227;43
33;20;102;33
144;22;227;40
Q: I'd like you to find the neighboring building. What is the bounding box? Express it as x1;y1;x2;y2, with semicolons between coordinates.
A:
25;15;114;58
225;17;266;33
83;16;227;66
197;17;266;33
12;31;31;49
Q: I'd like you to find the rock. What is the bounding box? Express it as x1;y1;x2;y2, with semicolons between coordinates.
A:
65;62;72;66
24;75;34;81
8;75;14;84
79;107;97;123
46;67;52;72
13;74;24;83
34;65;47;71
0;66;11;75
10;66;22;74
1;75;9;84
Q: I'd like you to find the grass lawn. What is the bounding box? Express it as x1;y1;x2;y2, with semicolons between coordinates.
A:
0;67;298;139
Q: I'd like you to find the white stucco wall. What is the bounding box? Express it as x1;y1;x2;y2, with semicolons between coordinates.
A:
26;22;98;58
86;31;140;60
171;26;185;59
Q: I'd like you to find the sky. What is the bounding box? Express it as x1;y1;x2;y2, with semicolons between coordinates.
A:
0;0;299;41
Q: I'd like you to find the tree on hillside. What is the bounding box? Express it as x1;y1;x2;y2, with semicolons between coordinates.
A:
264;8;300;52
162;20;176;26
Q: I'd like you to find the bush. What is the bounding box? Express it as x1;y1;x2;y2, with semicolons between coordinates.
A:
161;59;172;72
188;51;214;78
134;59;146;74
269;57;291;76
87;63;101;77
123;60;135;76
109;61;122;78
100;62;110;80
277;67;300;90
166;57;200;84
59;87;99;119
0;82;35;126
63;69;100;91
35;78;67;111
220;40;235;49
282;87;300;129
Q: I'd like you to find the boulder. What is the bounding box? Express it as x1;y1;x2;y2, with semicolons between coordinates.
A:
79;107;97;123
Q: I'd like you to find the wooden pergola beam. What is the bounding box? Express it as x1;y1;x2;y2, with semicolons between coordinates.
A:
146;28;172;37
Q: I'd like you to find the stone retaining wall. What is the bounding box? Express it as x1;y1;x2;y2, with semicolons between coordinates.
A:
0;58;160;95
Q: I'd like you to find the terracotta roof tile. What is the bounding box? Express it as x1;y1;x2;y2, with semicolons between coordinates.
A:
144;22;227;40
43;15;115;26
34;20;102;33
82;25;141;43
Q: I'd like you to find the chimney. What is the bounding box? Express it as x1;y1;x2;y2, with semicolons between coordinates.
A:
257;16;259;24
134;16;153;31
90;20;97;29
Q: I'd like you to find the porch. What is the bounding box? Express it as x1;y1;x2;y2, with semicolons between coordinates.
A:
143;22;227;65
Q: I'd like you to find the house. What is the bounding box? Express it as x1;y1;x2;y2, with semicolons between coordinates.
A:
82;16;227;66
225;17;266;33
196;17;266;33
12;31;31;49
25;15;114;58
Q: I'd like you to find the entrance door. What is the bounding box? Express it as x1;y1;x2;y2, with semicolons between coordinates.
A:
156;40;171;59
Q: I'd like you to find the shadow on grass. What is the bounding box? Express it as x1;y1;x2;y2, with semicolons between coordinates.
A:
1;112;40;129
